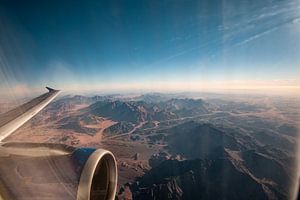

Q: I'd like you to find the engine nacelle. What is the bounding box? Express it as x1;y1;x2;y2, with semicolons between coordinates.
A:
0;142;117;200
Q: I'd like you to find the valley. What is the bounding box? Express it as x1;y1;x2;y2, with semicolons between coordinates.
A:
2;92;299;200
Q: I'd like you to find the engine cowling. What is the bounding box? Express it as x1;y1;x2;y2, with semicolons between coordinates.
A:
0;142;117;200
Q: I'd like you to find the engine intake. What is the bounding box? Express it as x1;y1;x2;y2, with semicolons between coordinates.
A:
77;149;117;200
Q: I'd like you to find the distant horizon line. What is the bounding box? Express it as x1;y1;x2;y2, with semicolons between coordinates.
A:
1;85;300;100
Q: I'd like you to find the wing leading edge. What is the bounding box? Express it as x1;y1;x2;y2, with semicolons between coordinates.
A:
0;87;61;142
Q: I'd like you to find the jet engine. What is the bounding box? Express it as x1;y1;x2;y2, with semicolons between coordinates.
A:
0;142;117;200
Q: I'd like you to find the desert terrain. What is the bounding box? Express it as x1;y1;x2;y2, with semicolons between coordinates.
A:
1;92;299;200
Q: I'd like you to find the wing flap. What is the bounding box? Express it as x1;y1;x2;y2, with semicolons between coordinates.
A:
0;87;60;141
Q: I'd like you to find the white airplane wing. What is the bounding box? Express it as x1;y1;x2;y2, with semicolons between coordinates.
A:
0;87;61;141
0;87;117;200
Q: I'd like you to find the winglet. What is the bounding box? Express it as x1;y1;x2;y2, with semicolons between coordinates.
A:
46;87;55;92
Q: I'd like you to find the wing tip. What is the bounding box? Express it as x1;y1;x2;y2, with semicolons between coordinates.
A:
46;86;59;92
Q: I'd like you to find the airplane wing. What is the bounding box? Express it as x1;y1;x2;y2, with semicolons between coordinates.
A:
0;87;117;200
0;87;61;142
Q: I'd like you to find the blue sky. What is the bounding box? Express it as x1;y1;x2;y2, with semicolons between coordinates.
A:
0;0;300;95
